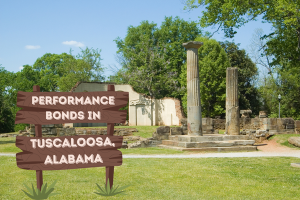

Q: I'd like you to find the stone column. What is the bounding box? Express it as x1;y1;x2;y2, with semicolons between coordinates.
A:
182;41;203;136
226;67;240;135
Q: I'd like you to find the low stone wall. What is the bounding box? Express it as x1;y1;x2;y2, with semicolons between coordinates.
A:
29;124;138;137
209;117;297;134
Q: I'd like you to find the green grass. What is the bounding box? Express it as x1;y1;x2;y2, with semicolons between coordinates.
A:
76;125;179;139
0;137;187;155
0;137;22;153
120;147;186;155
1;156;300;199
269;134;300;149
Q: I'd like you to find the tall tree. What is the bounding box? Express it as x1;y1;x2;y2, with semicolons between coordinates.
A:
220;41;261;116
33;47;104;92
58;47;104;92
0;66;15;133
113;16;201;100
248;28;274;77
180;37;230;117
184;0;300;66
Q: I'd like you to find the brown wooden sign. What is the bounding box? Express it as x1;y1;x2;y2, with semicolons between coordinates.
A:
16;135;123;171
15;91;129;124
15;85;126;190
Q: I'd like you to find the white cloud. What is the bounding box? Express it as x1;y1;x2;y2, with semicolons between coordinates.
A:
19;66;23;70
25;45;41;50
62;41;85;47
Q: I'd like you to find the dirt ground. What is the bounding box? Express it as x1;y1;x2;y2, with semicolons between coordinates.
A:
256;138;299;152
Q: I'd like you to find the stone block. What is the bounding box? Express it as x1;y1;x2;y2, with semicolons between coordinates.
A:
288;137;300;148
202;118;213;126
118;131;130;136
259;111;267;118
54;124;63;128
170;127;183;135
91;130;98;135
295;121;300;128
66;128;76;136
156;126;170;134
276;118;285;129
240;110;252;118
286;124;295;129
152;131;169;141
183;130;188;135
42;124;55;128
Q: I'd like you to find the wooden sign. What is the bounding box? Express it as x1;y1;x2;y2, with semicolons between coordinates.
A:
16;135;123;171
15;91;129;124
15;85;126;190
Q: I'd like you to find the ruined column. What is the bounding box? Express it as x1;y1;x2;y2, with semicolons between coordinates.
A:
182;41;203;136
226;67;240;135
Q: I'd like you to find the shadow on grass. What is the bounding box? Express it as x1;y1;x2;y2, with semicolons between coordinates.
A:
0;140;15;145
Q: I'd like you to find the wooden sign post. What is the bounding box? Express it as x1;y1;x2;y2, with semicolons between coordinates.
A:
15;85;128;190
33;85;43;190
106;85;115;189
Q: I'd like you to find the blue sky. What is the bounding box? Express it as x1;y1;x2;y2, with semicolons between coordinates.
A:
0;0;273;78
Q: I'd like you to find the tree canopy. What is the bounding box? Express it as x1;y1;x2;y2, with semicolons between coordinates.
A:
33;47;104;92
112;16;202;99
0;47;105;132
184;0;300;67
220;41;261;116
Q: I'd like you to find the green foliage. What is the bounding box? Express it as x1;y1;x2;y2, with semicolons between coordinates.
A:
220;41;261;116
259;65;300;119
33;47;104;92
180;37;230;117
22;180;59;199
0;66;15;133
0;48;104;133
197;37;230;117
113;16;201;100
184;0;300;66
94;179;130;196
14;123;29;132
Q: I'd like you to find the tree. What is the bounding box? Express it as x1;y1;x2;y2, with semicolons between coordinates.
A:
180;37;230;117
113;16;201;100
0;66;15;133
33;47;104;92
58;47;105;92
220;41;261;116
248;28;274;76
184;0;300;66
259;64;300;119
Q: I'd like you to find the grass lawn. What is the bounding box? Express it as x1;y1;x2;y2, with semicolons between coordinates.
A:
0;156;300;199
1;130;300;199
269;134;300;149
76;125;179;139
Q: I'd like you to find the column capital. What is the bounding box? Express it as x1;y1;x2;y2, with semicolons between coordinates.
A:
182;41;203;49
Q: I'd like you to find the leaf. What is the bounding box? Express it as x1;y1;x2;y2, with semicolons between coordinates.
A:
41;183;48;194
44;187;54;197
21;190;34;199
115;184;130;192
31;184;37;197
23;183;33;195
48;180;57;190
95;183;105;194
111;185;119;194
106;179;111;194
48;192;60;197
